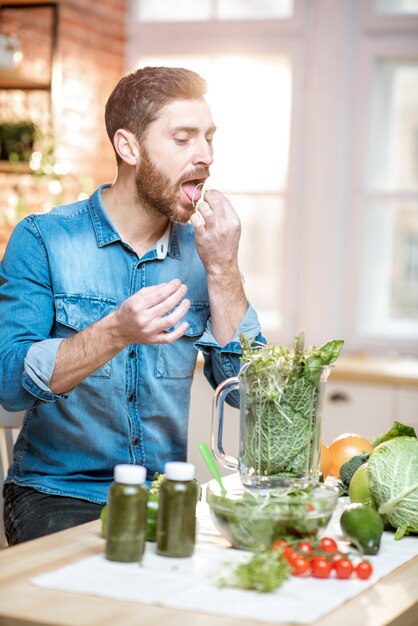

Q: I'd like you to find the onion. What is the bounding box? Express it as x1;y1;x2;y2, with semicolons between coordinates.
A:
328;433;373;478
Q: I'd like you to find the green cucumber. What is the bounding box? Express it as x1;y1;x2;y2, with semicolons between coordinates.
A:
340;503;384;555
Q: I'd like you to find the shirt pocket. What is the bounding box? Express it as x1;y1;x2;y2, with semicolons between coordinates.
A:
54;294;117;378
155;302;209;379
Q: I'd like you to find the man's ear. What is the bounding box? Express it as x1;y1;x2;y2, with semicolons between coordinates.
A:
113;129;139;165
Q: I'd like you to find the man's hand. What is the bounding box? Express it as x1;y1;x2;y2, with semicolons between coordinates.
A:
190;190;248;347
190;190;241;276
114;279;190;345
50;279;190;394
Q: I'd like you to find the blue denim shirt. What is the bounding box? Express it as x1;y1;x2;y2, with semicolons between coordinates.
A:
0;185;262;504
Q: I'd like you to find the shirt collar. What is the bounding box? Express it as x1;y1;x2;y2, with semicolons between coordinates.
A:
88;184;181;259
88;184;121;247
156;222;171;259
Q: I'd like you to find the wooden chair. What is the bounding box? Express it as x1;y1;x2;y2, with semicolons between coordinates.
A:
0;407;25;548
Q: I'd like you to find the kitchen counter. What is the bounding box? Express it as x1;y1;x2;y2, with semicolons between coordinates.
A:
329;354;418;388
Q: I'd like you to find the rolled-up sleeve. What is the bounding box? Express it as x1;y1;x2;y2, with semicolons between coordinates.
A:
23;338;69;402
0;218;66;410
194;303;265;405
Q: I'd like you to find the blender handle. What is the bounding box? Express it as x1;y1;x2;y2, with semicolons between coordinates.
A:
211;376;239;471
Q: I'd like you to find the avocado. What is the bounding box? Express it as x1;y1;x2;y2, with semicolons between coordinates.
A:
340;503;384;555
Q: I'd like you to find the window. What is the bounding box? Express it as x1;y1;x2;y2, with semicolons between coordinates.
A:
375;0;418;15
351;34;418;346
136;0;293;22
138;53;292;335
128;1;418;354
367;61;418;191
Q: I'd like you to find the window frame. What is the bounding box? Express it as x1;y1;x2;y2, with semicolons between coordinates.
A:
346;33;418;353
126;1;308;344
126;0;418;354
361;0;418;33
126;1;307;60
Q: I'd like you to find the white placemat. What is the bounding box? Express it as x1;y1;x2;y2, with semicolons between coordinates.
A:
31;496;418;624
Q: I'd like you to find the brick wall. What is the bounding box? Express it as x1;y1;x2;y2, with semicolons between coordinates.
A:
57;0;126;182
0;0;127;254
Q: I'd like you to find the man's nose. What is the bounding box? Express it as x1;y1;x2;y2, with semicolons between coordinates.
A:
192;138;213;166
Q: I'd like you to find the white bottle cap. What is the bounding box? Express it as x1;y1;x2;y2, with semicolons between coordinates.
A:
164;461;195;481
114;464;146;484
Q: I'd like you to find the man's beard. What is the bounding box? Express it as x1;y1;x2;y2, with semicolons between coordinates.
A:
135;147;189;224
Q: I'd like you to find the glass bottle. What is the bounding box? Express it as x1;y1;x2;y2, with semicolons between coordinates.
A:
105;464;148;563
156;462;197;557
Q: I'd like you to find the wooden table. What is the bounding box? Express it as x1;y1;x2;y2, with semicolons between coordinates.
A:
0;520;417;626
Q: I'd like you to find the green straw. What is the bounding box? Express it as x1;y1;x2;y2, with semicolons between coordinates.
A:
198;441;227;495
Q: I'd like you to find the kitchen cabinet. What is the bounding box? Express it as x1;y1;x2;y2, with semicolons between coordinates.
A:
323;380;402;443
323;356;418;443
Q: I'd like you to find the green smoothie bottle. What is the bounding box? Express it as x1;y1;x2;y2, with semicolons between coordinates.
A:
106;464;148;563
156;462;197;558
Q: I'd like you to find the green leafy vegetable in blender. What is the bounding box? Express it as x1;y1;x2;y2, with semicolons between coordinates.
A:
239;332;343;479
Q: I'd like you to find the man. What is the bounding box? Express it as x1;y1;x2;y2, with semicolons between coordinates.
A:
0;66;262;544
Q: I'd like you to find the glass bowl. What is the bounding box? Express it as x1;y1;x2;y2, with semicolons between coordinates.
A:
206;480;338;551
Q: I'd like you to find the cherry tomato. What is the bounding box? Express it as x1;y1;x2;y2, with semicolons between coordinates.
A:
319;537;339;554
311;556;332;578
334;558;354;579
283;546;298;564
291;556;311;577
331;554;344;568
272;540;288;551
297;541;314;554
356;561;373;580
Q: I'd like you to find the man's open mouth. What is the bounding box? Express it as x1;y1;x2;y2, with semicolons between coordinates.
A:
181;178;207;205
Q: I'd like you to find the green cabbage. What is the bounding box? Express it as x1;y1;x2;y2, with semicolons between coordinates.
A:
239;334;344;478
367;437;418;539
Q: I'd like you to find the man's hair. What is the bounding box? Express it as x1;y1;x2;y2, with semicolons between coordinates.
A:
105;66;208;152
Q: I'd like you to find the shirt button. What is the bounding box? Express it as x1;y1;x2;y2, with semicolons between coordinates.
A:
129;350;135;358
133;437;139;445
128;394;134;402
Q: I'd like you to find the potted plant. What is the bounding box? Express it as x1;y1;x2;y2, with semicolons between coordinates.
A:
0;121;38;162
